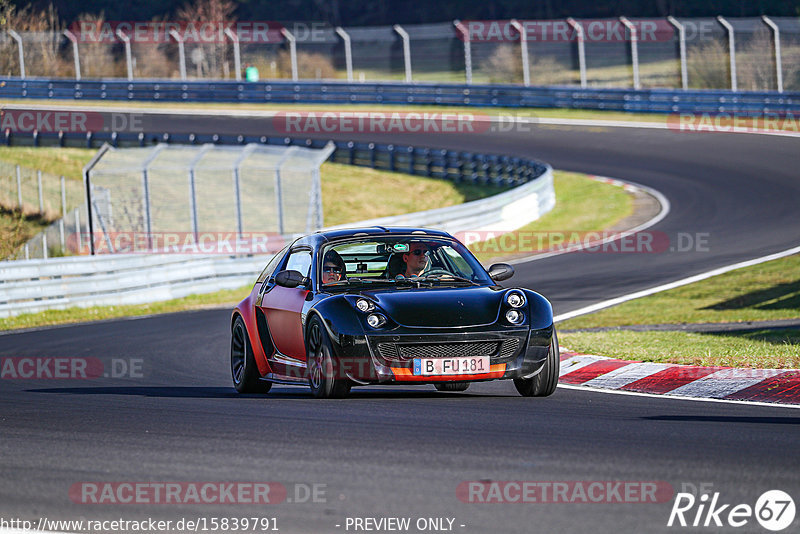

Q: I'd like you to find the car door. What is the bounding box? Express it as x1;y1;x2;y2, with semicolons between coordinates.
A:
258;247;312;363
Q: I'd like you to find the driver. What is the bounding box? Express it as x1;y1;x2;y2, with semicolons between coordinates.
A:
402;242;430;278
321;249;346;284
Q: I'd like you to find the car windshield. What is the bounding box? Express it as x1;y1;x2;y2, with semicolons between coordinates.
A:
318;236;492;290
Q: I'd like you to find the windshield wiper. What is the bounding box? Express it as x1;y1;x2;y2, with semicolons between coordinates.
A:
417;274;481;286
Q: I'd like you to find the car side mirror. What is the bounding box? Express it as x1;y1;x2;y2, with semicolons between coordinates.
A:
488;263;514;282
274;269;308;288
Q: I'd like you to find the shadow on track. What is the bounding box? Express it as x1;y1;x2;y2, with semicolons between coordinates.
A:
643;415;800;425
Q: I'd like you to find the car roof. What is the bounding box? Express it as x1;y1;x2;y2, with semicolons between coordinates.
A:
300;227;454;247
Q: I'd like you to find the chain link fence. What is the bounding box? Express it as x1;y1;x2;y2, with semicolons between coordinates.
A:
3;17;798;90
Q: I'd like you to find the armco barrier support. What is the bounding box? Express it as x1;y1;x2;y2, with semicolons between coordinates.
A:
1;78;799;116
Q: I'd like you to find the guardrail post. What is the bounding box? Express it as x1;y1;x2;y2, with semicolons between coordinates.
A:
42;233;47;260
453;20;472;85
116;29;133;81
762;16;783;93
393;25;412;82
335;27;353;82
620;17;640;90
15;165;22;209
509;20;530;86
60;175;66;253
566;18;587;88
667;17;688;90
224;28;241;81
7;30;25;79
281;27;298;81
37;170;43;213
388;145;396;171
63;29;81;81
717;16;737;91
169;29;187;81
407;146;415;174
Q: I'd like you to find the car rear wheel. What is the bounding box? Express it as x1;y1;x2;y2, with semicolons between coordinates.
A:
434;382;470;392
514;330;559;397
306;316;352;399
231;315;272;394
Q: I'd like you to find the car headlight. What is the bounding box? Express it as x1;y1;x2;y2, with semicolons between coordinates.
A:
356;298;374;312
505;309;524;324
366;313;387;328
506;291;526;308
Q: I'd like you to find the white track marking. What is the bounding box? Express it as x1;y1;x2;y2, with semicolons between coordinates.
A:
506;177;671;265
558;354;606;377
554;244;800;322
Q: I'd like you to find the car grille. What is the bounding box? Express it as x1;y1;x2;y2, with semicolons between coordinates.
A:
377;338;520;362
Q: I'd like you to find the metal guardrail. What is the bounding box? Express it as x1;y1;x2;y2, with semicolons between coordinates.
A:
1;78;799;115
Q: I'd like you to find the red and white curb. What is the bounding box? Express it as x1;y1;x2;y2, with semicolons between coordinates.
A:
559;351;800;405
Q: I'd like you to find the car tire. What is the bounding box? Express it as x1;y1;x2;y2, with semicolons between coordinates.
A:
306;316;352;399
231;315;272;394
514;330;559;397
434;382;470;392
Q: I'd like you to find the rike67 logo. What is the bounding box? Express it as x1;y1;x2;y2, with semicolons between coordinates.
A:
668;489;795;531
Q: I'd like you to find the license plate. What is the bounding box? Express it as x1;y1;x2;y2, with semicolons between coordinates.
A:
413;356;490;376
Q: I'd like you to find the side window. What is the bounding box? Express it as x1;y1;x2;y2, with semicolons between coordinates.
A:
285;249;313;277
256;245;289;283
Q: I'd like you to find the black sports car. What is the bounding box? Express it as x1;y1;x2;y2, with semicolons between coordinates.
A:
231;227;558;398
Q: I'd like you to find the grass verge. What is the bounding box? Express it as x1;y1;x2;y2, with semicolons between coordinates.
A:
559;329;800;369
470;171;632;263
560;254;800;329
0;209;52;259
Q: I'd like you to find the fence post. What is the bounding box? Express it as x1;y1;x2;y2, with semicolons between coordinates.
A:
335;27;353;82
115;29;133;81
762;16;783;93
62;29;81;81
566;18;587;88
667;17;688;90
281;28;298;81
60;175;66;253
393;25;412;82
169;29;187;81
453;20;472;85
15;165;22;209
509;20;530;86
37;170;43;213
619;17;640;90
187;144;213;242
717;16;737;91
7;30;25;79
83;143;114;255
224;28;241;81
74;208;81;254
270;146;298;236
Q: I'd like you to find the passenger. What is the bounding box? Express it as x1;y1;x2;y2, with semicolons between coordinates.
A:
321;249;346;284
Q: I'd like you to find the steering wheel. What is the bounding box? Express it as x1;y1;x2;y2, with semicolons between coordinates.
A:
421;268;453;278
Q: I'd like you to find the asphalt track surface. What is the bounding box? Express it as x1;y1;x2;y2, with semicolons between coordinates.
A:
1;111;799;533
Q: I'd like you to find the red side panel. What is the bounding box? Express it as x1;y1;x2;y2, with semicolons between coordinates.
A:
261;285;309;360
233;285;273;376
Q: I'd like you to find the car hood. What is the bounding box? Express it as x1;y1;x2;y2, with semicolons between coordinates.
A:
360;285;504;327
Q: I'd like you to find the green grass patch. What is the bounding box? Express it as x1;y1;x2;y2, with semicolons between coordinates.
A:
470;171;633;263
0;285;252;332
561;254;800;329
0;146;94;180
321;162;499;226
559;329;800;369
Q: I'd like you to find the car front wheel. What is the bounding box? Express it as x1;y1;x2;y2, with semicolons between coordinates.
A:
306;316;352;399
231;315;272;394
514;330;559;397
